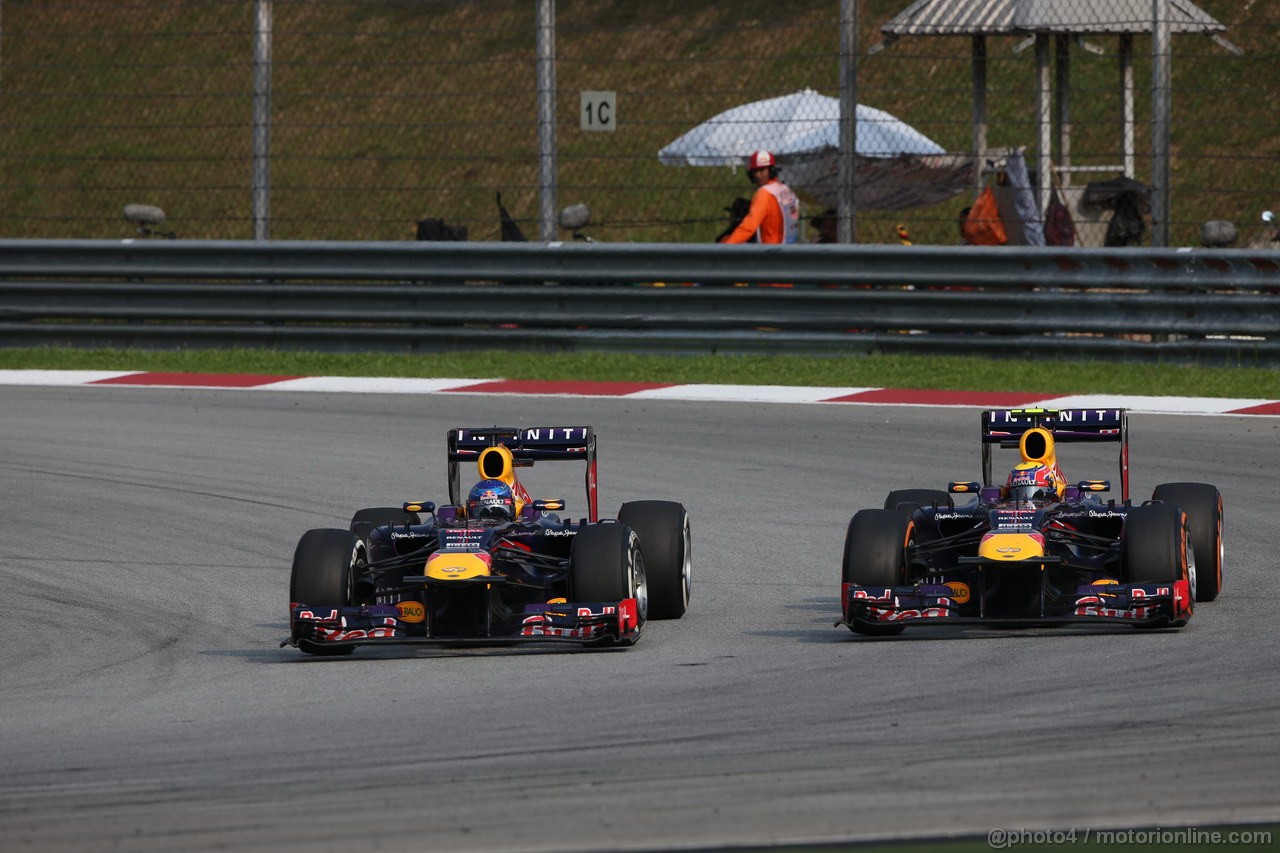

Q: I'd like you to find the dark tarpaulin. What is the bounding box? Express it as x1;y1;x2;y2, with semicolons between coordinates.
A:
1082;177;1151;247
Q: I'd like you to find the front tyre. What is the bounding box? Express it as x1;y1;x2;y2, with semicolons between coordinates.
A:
841;509;913;636
618;500;690;620
290;528;366;656
570;523;647;631
1120;504;1190;587
1152;482;1223;602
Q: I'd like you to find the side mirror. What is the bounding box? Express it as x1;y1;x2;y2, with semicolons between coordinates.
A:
403;501;436;514
532;499;565;512
1076;480;1110;493
948;481;981;494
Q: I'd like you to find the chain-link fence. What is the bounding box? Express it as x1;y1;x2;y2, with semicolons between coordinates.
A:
0;0;1274;247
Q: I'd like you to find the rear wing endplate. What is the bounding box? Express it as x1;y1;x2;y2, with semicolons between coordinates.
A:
981;408;1129;500
447;426;598;521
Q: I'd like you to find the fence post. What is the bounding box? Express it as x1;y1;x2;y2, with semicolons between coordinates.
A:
1151;0;1172;248
252;0;272;242
537;0;557;242
837;0;858;244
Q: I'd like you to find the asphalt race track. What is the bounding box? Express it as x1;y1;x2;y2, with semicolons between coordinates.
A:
1;386;1277;852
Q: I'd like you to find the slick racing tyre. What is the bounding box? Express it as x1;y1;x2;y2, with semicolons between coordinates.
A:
290;529;367;656
619;500;690;620
1120;504;1191;588
570;523;647;630
1152;482;1223;602
883;489;952;515
350;506;421;546
842;509;914;636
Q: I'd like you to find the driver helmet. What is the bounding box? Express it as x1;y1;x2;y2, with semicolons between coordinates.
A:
1006;462;1061;503
466;479;516;523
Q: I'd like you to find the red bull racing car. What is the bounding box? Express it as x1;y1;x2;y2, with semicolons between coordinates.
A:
285;426;691;655
838;408;1224;635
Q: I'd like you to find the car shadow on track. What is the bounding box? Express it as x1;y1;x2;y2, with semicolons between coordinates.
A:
243;622;635;662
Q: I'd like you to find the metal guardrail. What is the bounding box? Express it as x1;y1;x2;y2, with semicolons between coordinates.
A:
1;239;1278;362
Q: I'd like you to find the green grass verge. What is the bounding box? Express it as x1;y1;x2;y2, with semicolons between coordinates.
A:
2;347;1278;399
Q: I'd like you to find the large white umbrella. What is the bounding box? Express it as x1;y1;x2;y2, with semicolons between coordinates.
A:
659;88;943;165
658;88;972;211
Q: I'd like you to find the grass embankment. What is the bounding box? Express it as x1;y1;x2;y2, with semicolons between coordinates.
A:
0;1;1272;244
2;348;1277;400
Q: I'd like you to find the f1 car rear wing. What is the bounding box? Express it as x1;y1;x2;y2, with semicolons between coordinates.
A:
981;408;1129;500
447;426;599;521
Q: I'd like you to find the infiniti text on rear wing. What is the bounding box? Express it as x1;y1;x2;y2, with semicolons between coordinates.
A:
447;426;599;521
981;408;1129;500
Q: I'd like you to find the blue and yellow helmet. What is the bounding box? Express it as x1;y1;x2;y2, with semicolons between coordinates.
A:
466;479;516;522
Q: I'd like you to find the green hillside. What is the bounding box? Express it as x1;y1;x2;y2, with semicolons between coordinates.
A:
0;0;1273;245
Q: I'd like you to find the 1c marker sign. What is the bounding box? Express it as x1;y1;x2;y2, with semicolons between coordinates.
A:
580;91;616;132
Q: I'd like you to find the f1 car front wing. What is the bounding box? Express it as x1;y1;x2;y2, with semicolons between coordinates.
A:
284;597;642;651
838;578;1193;632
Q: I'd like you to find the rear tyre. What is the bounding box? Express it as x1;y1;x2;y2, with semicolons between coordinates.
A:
570;523;647;630
883;489;952;514
1152;482;1223;602
842;509;913;636
619;500;690;620
290;529;366;656
1120;504;1189;587
350;506;421;545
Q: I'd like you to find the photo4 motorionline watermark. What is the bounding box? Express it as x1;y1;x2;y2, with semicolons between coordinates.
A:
988;827;1272;848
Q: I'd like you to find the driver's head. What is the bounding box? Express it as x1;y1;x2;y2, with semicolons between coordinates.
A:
1006;463;1061;503
466;479;516;523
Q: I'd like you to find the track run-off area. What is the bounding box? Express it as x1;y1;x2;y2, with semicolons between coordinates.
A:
1;374;1277;852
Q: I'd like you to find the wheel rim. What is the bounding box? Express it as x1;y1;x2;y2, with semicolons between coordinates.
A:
1215;505;1224;589
347;541;367;605
632;545;649;623
680;516;692;607
1185;527;1198;600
